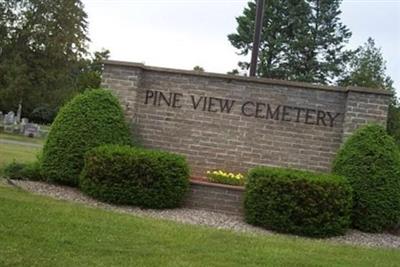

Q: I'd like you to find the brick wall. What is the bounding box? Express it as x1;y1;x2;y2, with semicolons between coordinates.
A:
342;88;390;140
185;180;244;215
102;60;391;177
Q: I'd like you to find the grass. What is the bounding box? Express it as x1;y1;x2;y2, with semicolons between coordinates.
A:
0;132;44;168
0;143;41;167
0;132;45;144
0;183;399;267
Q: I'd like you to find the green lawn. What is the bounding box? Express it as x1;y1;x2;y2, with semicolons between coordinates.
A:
0;143;41;167
0;132;45;144
0;132;44;167
0;183;399;267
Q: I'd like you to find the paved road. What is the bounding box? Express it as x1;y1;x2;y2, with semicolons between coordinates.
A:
0;139;43;148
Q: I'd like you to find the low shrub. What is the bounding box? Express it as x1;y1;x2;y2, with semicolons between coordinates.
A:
2;162;25;179
41;89;133;186
206;170;245;186
80;145;190;209
333;124;400;232
2;160;43;181
244;167;352;237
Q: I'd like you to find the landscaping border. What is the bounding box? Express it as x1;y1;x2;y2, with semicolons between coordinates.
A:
184;180;244;216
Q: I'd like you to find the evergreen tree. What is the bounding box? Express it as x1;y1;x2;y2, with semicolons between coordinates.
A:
0;0;106;123
193;66;205;72
299;0;352;83
339;38;394;91
228;0;351;84
339;38;400;145
227;69;240;75
76;49;110;90
228;0;300;79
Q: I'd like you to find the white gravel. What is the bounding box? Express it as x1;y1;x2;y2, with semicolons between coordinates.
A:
4;179;400;249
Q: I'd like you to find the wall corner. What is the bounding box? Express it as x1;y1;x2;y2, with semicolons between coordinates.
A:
101;63;144;128
342;89;390;142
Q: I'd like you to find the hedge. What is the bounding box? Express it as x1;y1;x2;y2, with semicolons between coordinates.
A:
41;89;133;186
333;124;400;232
80;145;190;209
244;167;352;237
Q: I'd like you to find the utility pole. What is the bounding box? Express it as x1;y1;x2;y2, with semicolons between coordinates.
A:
249;0;265;77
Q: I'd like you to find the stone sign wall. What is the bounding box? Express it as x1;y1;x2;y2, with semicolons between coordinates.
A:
101;60;391;176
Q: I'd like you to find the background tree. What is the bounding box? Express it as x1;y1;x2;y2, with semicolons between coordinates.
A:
228;0;300;79
76;49;110;90
0;0;108;123
193;66;205;72
228;0;351;84
291;0;352;83
227;69;240;75
339;38;400;144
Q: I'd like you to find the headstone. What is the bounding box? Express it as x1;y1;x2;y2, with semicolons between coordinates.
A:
4;111;15;125
24;123;40;138
4;126;13;133
20;118;29;134
0;111;3;131
12;124;21;134
16;102;22;124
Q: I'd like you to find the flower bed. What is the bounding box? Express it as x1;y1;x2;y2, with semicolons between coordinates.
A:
206;170;245;186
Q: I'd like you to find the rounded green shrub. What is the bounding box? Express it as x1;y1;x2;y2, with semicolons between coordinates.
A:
80;145;190;209
244;167;352;237
41;89;132;186
333;124;400;232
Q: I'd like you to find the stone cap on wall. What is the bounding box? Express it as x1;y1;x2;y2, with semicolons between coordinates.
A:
190;179;245;192
103;60;392;96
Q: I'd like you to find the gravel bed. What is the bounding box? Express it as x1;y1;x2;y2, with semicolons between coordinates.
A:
5;179;400;249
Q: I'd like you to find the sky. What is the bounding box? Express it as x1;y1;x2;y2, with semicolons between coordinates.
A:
82;0;400;92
